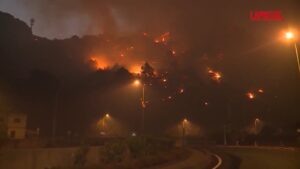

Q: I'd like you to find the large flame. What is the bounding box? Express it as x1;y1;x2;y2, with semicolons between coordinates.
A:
90;56;110;69
129;64;142;74
90;55;144;74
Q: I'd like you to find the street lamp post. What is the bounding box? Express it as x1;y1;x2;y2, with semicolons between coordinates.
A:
223;125;227;146
134;80;146;135
102;113;110;135
141;84;145;134
254;118;260;146
285;31;300;76
182;118;188;147
294;43;300;74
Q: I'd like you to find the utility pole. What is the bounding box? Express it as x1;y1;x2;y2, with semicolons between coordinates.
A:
52;80;63;138
52;89;59;138
142;84;145;135
224;125;227;145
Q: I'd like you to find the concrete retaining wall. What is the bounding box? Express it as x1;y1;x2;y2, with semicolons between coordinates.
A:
0;146;103;169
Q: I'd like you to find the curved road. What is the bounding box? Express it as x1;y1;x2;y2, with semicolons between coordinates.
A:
148;148;223;169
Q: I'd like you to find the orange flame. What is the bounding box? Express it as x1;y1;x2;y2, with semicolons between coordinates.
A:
90;56;109;70
208;68;222;82
129;65;142;74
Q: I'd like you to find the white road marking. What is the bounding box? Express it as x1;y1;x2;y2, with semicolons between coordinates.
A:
212;153;222;169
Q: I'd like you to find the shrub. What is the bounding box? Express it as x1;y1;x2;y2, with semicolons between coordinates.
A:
73;145;90;167
101;140;126;163
127;137;146;158
0;127;8;148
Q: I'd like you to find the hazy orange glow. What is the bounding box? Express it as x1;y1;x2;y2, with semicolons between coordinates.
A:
133;79;140;86
183;118;188;123
129;65;142;74
281;30;298;42
90;56;109;69
90;53;144;74
285;32;294;40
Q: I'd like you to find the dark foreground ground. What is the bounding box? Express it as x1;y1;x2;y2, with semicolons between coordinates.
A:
214;146;300;169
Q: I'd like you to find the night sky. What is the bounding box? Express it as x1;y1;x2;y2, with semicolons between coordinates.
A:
0;0;299;136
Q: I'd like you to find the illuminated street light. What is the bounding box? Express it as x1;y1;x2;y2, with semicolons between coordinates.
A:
100;113;111;136
255;118;260;130
285;32;294;40
254;118;260;146
134;79;141;86
182;118;188;147
183;118;188;124
284;31;300;75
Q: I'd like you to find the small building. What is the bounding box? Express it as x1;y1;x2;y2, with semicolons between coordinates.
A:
0;113;27;139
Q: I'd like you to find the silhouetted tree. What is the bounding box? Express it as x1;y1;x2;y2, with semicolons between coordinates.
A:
141;62;155;84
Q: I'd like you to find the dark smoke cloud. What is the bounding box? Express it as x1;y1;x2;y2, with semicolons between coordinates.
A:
2;0;296;39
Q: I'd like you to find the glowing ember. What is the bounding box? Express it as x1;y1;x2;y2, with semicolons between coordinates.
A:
168;96;172;99
213;72;222;80
246;92;255;100
208;68;222;81
154;32;170;44
204;102;209;106
172;50;176;55
258;89;264;93
179;88;184;94
162;78;167;82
